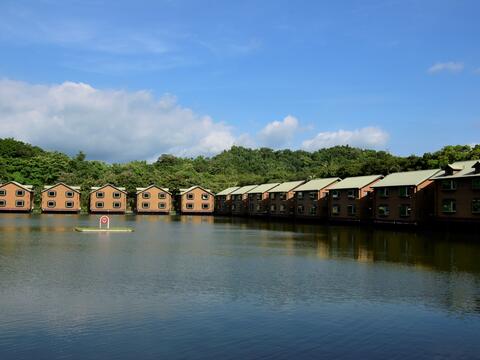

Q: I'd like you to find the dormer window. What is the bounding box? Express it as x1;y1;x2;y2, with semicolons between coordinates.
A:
445;165;462;176
473;162;480;174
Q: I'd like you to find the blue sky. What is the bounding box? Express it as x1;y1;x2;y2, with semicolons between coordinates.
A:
0;0;478;162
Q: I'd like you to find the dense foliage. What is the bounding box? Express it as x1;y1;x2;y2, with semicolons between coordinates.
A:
1;138;479;208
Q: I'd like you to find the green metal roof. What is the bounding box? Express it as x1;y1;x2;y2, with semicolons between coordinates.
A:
433;160;480;179
329;175;383;190
371;169;442;187
216;186;241;196
268;180;305;193
293;178;340;191
231;185;258;195
247;183;280;194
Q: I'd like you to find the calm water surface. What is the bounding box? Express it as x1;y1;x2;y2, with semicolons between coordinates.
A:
0;214;479;359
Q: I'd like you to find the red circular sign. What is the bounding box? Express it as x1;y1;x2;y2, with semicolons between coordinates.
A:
100;216;109;224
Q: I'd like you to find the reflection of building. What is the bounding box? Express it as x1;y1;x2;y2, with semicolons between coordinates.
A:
328;175;383;222
293;178;340;219
180;214;214;224
89;184;127;214
268;181;305;217
230;185;258;216
178;186;214;214
372;169;441;225
215;186;240;215
41;183;81;213
247;183;280;216
135;185;172;214
0;181;34;212
432;160;480;223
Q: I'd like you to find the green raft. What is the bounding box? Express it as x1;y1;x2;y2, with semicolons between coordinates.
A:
75;227;134;233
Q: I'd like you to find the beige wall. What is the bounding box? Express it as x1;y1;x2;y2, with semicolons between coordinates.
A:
180;187;214;214
89;185;127;213
136;187;172;214
0;183;33;212
41;184;81;213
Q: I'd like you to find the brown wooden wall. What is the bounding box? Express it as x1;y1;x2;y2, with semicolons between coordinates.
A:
179;187;214;214
41;184;81;213
434;178;480;222
0;183;33;212
136;187;172;214
89;186;127;213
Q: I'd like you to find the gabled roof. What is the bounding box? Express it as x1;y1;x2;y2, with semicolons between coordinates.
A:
231;185;258;195
268;180;305;193
293;177;340;192
136;185;171;195
372;169;442;188
433;160;480;180
179;185;213;195
0;181;34;192
42;182;81;193
216;186;240;196
329;175;383;190
247;183;280;194
90;184;127;194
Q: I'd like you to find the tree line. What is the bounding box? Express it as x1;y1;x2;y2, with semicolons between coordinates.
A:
1;137;479;209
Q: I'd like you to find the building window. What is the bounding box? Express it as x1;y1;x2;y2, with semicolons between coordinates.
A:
256;194;262;201
0;200;5;207
187;193;194;200
95;201;104;208
113;202;122;209
280;204;286;213
280;193;287;200
331;205;340;215
331;190;339;199
113;192;121;199
158;202;166;209
186;203;194;209
399;204;411;217
96;191;105;199
15;200;24;207
269;193;276;200
399;186;411;198
378;188;389;198
65;201;74;208
441;180;456;191
441;199;456;213
142;202;150;209
347;190;357;199
472;178;480;190
310;206;317;215
347;204;356;216
16;190;25;197
256;204;261;211
0;189;6;196
65;191;74;198
297;192;303;200
202;203;209;210
378;205;389;216
47;200;56;208
297;205;304;214
472;199;480;214
48;190;56;197
231;204;236;210
158;193;166;199
201;194;209;200
142;192;151;199
309;191;317;200
270;204;276;212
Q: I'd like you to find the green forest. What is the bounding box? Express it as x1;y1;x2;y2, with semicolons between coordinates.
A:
1;137;479;208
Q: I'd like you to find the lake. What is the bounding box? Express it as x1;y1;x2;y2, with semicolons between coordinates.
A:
0;214;479;359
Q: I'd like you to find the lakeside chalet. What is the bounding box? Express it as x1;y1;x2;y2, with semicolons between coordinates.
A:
0;181;34;212
230;185;258;216
89;184;127;214
136;185;172;214
179;186;214;214
268;180;305;217
328;175;383;222
215;186;240;215
41;183;81;213
432;160;480;223
371;169;442;225
247;183;280;216
294;178;340;219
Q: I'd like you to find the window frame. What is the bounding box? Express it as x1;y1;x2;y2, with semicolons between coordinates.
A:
113;201;122;209
472;199;480;214
65;191;74;198
15;200;25;208
201;193;209;201
47;190;57;197
96;191;105;199
142;202;150;209
47;200;56;208
0;189;6;196
398;186;411;198
441;180;457;191
472;178;480;190
347;204;356;216
331;190;339;199
112;192;122;199
158;193;166;199
378;205;389;217
331;204;340;215
142;192;151;199
187;193;194;200
16;189;25;197
441;199;456;213
158;202;166;209
0;199;5;207
65;201;74;208
201;203;210;210
95;201;104;208
186;203;194;209
399;204;411;217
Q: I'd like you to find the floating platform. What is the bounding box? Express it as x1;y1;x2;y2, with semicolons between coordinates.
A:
75;227;134;233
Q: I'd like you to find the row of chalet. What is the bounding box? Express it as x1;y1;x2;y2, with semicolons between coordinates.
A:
216;160;480;225
0;183;214;214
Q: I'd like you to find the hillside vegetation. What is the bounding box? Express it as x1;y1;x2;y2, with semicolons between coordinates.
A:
1;138;479;208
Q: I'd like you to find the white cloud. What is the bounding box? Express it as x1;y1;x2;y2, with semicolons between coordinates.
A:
258;115;299;148
302;127;389;151
427;62;464;74
0;79;236;162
